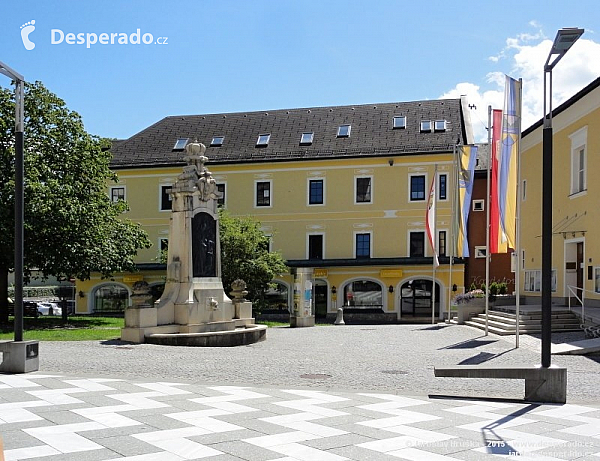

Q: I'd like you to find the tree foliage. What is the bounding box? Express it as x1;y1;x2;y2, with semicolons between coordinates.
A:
0;81;151;321
218;209;287;310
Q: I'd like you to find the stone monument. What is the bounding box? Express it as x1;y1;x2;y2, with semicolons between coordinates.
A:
121;140;265;346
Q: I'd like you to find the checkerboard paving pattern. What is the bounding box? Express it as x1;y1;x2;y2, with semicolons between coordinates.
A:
1;374;599;460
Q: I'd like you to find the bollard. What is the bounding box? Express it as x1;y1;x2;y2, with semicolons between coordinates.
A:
334;307;345;325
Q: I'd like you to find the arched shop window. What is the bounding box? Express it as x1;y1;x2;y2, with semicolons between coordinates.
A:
263;282;289;312
343;280;383;308
93;283;129;315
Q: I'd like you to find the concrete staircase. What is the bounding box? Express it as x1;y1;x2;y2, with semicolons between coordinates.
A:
462;309;582;335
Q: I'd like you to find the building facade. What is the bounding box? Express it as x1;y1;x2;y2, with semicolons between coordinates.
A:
520;76;600;307
76;98;475;321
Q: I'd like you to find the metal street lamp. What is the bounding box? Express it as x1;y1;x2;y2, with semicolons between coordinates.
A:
541;28;584;368
0;60;25;343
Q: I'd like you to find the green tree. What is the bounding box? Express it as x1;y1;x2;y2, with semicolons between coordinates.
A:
218;209;287;311
0;81;151;322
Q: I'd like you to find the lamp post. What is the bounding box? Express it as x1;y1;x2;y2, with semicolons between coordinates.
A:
0;61;25;343
541;28;584;368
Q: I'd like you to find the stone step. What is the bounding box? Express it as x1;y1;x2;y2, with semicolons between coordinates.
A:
487;310;578;321
462;309;582;335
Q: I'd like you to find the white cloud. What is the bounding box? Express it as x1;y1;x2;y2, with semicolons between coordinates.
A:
442;28;600;142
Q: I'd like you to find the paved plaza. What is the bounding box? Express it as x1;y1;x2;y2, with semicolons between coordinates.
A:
1;324;600;460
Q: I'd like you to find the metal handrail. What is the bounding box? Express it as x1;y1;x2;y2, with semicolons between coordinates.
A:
567;285;597;324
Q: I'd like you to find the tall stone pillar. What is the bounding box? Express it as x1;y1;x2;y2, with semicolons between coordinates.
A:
290;267;315;327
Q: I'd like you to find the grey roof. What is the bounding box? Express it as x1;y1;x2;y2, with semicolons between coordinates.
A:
110;99;470;169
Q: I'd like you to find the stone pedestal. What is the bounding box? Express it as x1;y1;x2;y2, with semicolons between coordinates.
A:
0;340;39;373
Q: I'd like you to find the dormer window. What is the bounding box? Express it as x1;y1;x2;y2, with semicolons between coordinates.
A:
420;121;432;132
337;124;351;137
434;120;447;131
210;136;224;147
393;116;406;129
173;138;189;150
256;133;271;147
300;132;314;145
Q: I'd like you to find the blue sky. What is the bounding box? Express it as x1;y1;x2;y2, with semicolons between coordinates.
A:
2;0;600;142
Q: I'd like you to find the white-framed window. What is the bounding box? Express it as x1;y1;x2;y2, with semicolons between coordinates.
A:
308;178;325;206
159;184;172;211
522;179;527;201
354;231;372;259
216;183;226;207
355;176;372;204
438;230;447;257
524;270;557;292
337;124;351;137
210;136;224;147
408;230;425;258
595;267;600;293
569;126;587;196
475;246;487;258
255;180;272;207
256;133;271;147
434;120;447;131
420;120;432;132
438;173;448;201
300;132;314;145
393;116;406;129
110;186;125;202
307;233;325;260
472;199;484;211
409;173;427;201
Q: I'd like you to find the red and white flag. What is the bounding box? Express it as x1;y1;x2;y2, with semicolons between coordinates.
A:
426;173;439;267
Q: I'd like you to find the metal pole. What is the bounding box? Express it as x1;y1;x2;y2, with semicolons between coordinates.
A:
15;102;24;342
0;63;26;343
447;145;456;322
541;69;553;368
515;78;523;349
485;106;492;336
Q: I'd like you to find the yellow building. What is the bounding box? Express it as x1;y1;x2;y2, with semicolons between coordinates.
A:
77;98;475;321
520;76;600;308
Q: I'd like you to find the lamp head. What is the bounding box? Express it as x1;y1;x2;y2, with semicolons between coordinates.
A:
545;28;584;71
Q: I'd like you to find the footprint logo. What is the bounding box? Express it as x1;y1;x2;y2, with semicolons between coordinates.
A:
20;20;36;50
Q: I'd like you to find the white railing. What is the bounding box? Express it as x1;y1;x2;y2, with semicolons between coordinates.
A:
567;285;597;324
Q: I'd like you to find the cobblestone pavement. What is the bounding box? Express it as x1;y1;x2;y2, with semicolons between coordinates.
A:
37;324;600;403
1;324;599;460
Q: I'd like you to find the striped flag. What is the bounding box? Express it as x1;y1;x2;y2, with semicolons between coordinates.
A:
498;75;521;250
490;109;508;253
457;145;478;257
426;172;439;267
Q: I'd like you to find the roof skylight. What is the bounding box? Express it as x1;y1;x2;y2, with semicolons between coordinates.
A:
393;116;406;129
337;124;351;137
300;132;314;145
173;138;189;150
420;121;432;132
211;136;224;147
256;133;271;146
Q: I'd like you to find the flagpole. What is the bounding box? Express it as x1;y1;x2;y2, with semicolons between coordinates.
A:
431;164;438;325
448;145;457;322
515;78;523;348
485;106;492;336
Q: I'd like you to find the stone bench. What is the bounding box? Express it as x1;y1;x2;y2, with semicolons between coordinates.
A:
434;365;567;403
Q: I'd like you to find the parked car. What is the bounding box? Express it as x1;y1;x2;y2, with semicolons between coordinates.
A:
7;300;40;317
37;302;62;316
